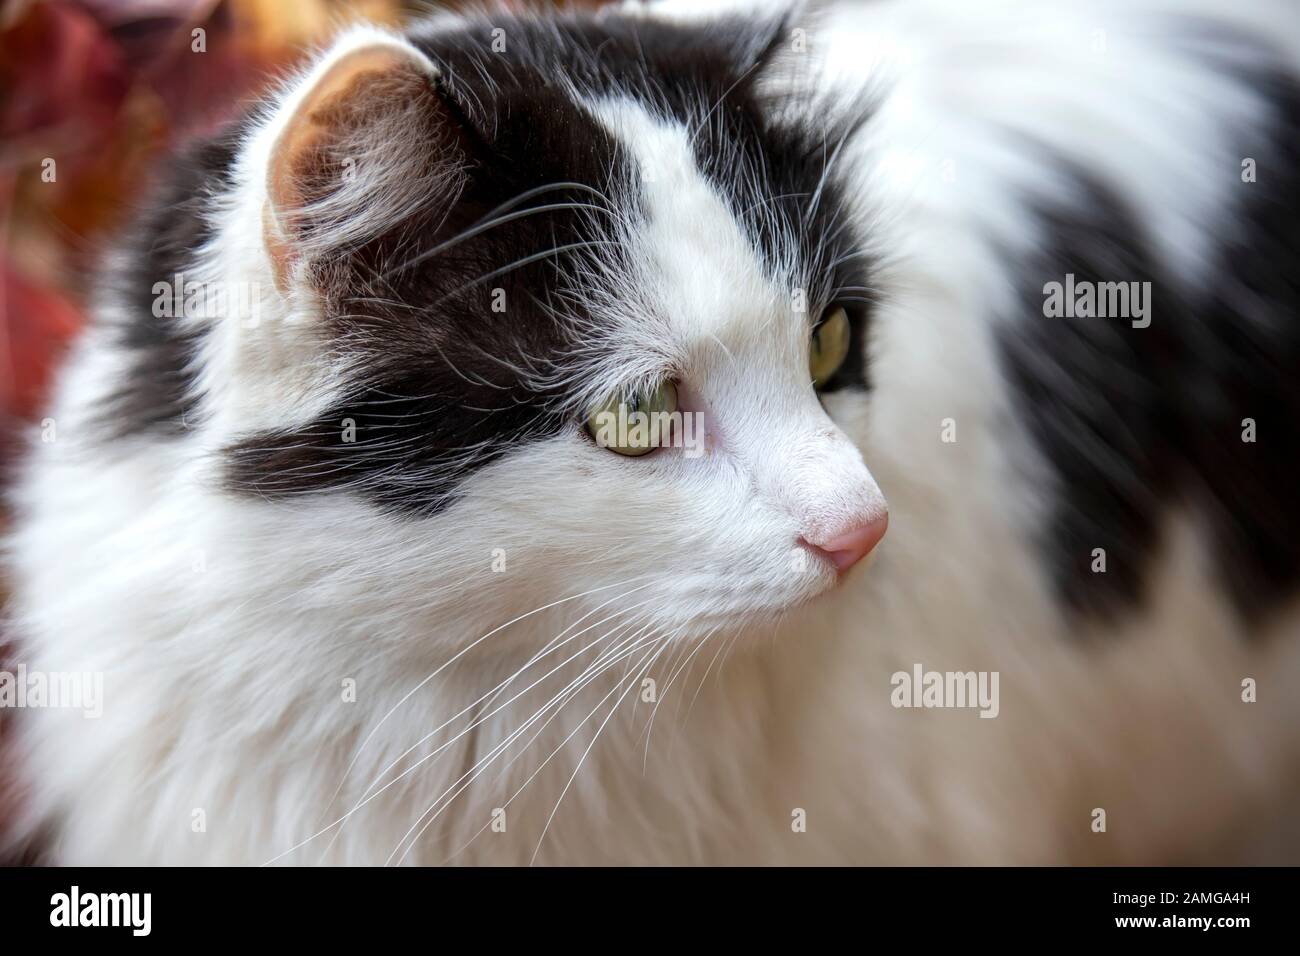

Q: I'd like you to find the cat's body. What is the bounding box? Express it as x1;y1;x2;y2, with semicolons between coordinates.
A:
5;0;1300;864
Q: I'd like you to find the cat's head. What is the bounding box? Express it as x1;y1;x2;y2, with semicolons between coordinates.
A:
187;11;886;640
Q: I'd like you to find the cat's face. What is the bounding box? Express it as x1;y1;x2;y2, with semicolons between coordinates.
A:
218;16;887;641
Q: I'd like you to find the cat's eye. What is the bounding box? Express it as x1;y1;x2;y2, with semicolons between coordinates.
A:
585;380;679;456
810;306;851;388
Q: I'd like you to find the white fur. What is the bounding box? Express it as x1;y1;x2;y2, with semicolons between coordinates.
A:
7;1;1300;864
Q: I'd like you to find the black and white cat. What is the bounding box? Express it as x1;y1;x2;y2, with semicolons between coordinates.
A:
5;0;1300;864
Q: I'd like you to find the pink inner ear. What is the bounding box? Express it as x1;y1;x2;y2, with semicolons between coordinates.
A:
262;201;295;295
262;44;433;292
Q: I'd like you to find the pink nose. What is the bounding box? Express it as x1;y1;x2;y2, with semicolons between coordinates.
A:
802;513;889;573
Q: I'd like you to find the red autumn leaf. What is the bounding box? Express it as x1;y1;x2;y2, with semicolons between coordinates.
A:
0;260;84;422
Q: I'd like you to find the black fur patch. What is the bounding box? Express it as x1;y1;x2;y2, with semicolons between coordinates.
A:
999;168;1181;618
422;13;875;391
220;11;872;515
1000;71;1300;625
1185;71;1300;618
103;117;252;439
225;27;633;515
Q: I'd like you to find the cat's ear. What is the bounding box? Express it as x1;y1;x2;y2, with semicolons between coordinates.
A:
262;31;465;293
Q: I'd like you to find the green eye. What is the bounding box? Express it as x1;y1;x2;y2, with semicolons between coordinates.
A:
810;306;851;388
585;379;679;456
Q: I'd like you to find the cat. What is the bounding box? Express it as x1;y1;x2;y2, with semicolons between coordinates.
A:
4;0;1300;865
